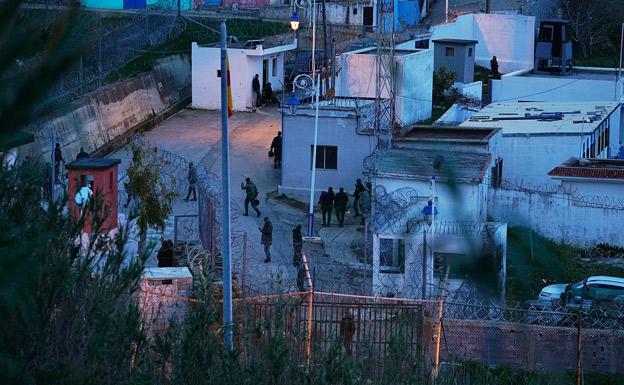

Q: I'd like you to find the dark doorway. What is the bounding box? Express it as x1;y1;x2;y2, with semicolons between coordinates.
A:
262;59;269;89
363;6;373;26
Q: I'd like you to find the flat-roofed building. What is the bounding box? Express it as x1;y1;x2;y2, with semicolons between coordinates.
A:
460;101;622;184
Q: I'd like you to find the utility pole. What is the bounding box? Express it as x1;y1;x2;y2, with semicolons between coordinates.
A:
321;0;330;94
220;20;234;352
50;128;56;202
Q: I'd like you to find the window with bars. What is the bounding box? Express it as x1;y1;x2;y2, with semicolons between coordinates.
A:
380;238;405;274
311;145;337;170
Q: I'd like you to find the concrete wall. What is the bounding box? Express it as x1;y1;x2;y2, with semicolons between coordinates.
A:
433;43;474;83
424;318;624;373
192;43;287;111
435;103;479;125
499;108;621;185
336;48;433;126
279;112;377;203
431;13;535;73
455;80;482;101
559;180;624;200
376;176;488;223
21;54;191;162
491;75;624;103
488;186;624;247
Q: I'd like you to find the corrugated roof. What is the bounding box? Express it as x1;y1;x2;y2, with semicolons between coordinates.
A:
373;148;491;183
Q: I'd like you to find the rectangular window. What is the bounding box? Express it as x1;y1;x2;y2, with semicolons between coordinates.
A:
272;57;278;77
380;238;405;273
353;8;357;15
445;47;454;57
468;47;473;57
311;145;338;170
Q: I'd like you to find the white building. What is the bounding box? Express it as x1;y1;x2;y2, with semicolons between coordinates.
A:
367;126;506;300
430;13;535;74
461;101;622;185
334;46;434;126
548;158;624;200
490;69;624;103
191;40;297;111
279;97;383;202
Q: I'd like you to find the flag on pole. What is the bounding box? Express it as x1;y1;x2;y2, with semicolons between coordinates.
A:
226;53;233;118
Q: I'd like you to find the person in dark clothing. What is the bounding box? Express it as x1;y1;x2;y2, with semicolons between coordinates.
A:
292;224;305;292
318;187;335;227
259;217;272;263
358;182;372;226
184;162;197;201
490;56;501;80
353;178;365;217
124;179;135;208
241;177;261;217
334;187;349;227
252;74;261;107
340;312;356;355
270;131;282;169
54;143;64;183
157;239;175;267
76;147;89;160
262;82;275;105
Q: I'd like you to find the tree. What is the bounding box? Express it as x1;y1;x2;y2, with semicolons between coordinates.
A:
432;66;458;107
558;0;611;59
125;139;179;253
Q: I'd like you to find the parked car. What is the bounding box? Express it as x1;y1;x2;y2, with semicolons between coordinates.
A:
563;276;624;309
538;283;569;303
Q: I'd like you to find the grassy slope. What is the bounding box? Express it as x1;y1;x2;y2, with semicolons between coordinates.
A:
506;227;624;301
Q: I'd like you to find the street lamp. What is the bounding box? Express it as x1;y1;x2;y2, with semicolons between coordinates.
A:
284;92;301;114
290;12;300;31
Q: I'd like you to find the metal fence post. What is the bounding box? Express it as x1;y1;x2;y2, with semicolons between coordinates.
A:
242;232;248;297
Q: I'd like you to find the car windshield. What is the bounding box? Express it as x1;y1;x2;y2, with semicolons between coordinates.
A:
572;281;585;289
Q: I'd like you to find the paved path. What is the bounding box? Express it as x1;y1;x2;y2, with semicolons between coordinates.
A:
110;107;369;294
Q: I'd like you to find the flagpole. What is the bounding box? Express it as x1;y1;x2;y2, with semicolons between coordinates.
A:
220;19;234;352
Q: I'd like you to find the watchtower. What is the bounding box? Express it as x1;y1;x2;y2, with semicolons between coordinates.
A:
534;19;573;74
66;158;121;233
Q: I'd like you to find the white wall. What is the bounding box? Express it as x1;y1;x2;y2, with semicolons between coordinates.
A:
558;180;624;200
335;49;433;126
395;49;434;125
279;112;377;202
495;109;621;185
435;103;479;125
192;43;287;111
455;80;482;102
431;13;535;73
489;187;624;247
376;176;488;223
491;76;624;103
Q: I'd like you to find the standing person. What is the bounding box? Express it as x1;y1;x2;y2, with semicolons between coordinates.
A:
358;182;372;226
241;177;261;217
490;56;501;80
124;179;135;209
252;74;261;107
184;162;197;201
270;131;282;169
54;143;64;184
352;178;365;217
334;187;349;227
259;217;272;263
292;224;306;292
74;175;92;215
76;147;89;160
318;186;335;227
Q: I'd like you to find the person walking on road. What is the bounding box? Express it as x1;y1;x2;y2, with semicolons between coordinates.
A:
54;143;64;184
259;217;273;263
270;131;282;169
76;147;89;160
334;187;349;227
184;162;197;201
292;224;306;292
241;177;261;217
252;74;261;107
318;187;335;227
353;178;365;217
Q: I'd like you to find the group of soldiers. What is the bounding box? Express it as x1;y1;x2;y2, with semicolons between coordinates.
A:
317;179;371;227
